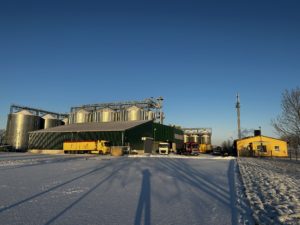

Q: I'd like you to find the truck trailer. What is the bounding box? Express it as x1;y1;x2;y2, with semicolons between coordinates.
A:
63;140;111;154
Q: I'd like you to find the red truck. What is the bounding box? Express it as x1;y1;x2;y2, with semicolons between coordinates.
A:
183;142;199;155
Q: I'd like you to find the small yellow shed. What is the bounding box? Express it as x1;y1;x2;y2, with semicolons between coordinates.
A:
235;135;288;157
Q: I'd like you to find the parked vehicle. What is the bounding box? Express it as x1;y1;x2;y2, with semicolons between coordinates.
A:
63;140;111;154
158;142;170;155
212;146;222;155
184;142;199;155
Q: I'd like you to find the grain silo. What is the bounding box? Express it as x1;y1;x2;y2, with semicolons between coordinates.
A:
147;111;155;120
184;134;190;143
127;106;143;121
6;110;43;150
42;114;63;129
200;131;211;145
191;134;200;143
75;109;91;123
99;108;115;122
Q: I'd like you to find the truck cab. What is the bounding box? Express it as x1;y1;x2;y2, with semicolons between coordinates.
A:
96;140;111;154
158;142;170;155
184;142;199;155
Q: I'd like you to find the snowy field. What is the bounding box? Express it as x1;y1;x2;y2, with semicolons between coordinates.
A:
0;153;251;225
238;158;300;225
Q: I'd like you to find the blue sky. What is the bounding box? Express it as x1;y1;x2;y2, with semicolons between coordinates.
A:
0;0;299;145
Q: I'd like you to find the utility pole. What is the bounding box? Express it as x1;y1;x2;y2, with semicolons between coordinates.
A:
236;93;241;139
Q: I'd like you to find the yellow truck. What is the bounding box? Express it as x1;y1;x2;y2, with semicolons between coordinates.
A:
63;140;111;154
199;144;212;153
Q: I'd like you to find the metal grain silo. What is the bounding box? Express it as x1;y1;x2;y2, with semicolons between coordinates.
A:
100;108;115;122
6;110;43;151
184;134;190;143
191;134;200;143
93;109;101;122
147;111;154;120
42;114;63;129
75;109;90;123
68;112;75;124
119;109;127;121
114;110;121;121
127;106;142;121
200;132;211;145
62;117;69;125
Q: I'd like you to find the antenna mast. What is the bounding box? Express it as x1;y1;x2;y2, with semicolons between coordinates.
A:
236;93;241;139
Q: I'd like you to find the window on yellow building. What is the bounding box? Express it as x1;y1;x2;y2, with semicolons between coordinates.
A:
257;144;267;152
274;146;280;151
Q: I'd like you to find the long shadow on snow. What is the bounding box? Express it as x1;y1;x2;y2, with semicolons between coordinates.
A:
44;158;134;225
0;156;87;171
228;160;238;225
179;159;229;193
161;159;231;207
158;159;241;225
0;158;121;214
134;169;151;225
0;154;64;160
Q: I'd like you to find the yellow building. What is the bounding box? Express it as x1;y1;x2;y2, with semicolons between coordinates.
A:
235;135;288;157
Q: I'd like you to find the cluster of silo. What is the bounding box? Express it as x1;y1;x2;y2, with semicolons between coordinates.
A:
183;132;212;145
5;110;65;151
69;106;156;124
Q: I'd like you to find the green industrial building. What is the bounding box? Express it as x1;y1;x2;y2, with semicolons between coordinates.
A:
29;120;183;153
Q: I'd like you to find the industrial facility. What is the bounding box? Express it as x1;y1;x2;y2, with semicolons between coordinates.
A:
3;98;188;154
28;120;183;154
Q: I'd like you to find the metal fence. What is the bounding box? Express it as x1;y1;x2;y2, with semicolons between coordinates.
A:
288;147;300;160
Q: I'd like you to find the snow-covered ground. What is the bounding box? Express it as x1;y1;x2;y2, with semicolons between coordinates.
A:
238;158;300;225
0;153;251;225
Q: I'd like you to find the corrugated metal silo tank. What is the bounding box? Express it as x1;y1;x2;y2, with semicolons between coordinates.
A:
146;111;153;120
119;109;127;121
127;106;143;121
62;117;69;125
68;112;75;124
184;134;190;143
93;109;101;122
6;110;43;151
200;132;211;145
191;134;200;143
42;114;63;129
75;109;91;123
99;108;115;122
114;110;121;121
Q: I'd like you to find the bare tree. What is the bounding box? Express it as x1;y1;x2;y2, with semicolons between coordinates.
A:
241;128;254;138
272;87;300;147
221;139;234;156
0;129;5;145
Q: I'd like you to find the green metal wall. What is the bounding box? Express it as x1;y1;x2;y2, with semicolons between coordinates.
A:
28;121;184;151
153;123;184;149
29;131;122;150
125;121;153;150
153;123;174;142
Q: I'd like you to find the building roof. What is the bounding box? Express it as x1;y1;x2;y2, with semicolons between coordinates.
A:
235;135;285;142
30;120;151;133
